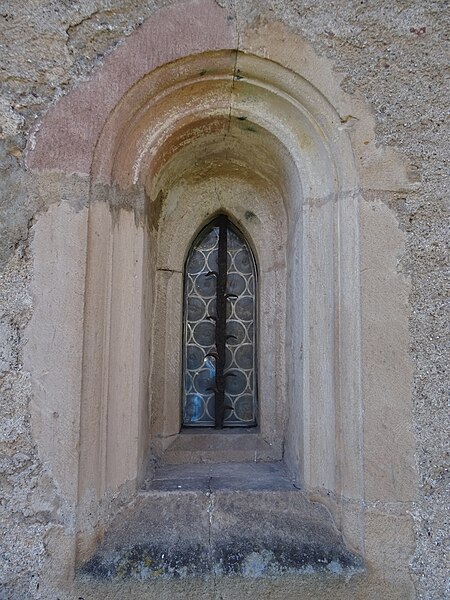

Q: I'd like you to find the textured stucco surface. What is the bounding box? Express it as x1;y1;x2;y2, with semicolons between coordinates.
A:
0;1;448;599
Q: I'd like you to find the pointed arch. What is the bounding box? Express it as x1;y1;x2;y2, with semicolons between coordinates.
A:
183;215;257;427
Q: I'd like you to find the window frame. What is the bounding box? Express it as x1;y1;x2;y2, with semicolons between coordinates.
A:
181;215;259;429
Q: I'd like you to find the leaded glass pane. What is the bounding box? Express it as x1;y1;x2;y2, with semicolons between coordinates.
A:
183;218;257;427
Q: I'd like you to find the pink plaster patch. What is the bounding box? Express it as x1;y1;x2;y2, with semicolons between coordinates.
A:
27;0;235;174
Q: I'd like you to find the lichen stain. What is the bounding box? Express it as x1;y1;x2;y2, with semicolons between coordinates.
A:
79;536;363;581
79;542;210;581
214;537;363;578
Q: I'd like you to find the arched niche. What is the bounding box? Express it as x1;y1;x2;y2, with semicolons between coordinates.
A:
81;47;362;502
60;46;364;562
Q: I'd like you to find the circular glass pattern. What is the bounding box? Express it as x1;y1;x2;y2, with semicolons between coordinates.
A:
194;273;216;297
186;345;204;370
208;298;232;320
234;296;253;321
188;249;206;274
234;249;252;274
194;369;215;394
234;395;254;421
226;321;246;346
225;370;247;395
187;297;206;321
235;344;253;370
198;227;219;251
207;249;231;272
192;321;216;347
227;273;246;296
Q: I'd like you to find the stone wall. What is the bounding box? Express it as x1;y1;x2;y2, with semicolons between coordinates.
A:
0;1;448;599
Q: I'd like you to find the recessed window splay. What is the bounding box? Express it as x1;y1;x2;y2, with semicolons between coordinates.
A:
182;215;257;428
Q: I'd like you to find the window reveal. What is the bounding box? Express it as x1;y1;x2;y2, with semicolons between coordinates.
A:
183;216;257;427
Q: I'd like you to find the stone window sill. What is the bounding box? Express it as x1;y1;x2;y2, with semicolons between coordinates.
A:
79;463;363;581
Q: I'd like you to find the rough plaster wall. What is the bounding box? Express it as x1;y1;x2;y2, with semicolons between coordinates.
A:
0;1;448;599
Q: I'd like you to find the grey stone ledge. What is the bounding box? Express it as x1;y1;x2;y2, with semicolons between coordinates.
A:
78;463;363;582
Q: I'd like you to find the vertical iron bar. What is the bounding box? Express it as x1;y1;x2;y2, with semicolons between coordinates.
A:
215;217;227;428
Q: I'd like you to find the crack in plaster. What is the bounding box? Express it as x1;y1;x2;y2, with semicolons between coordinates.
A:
225;1;240;140
206;472;217;593
65;8;115;41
